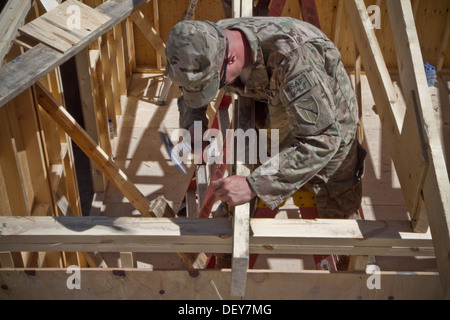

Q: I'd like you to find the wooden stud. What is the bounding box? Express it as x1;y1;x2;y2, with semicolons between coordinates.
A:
0;0;33;63
120;252;137;268
100;33;118;136
107;29;122;117
332;0;343;46
387;0;450;299
131;10;166;60
355;44;363;143
0;105;30;216
35;83;154;217
75;48;105;192
114;24;127;96
345;0;429;226
230;95;253;297
12;89;55;215
437;8;450;72
152;0;162;70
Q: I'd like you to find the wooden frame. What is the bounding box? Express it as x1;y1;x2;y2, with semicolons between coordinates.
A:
0;0;449;300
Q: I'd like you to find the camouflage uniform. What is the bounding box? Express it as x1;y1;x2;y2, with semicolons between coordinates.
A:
166;17;366;219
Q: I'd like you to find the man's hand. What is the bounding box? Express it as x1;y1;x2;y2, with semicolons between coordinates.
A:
211;176;257;206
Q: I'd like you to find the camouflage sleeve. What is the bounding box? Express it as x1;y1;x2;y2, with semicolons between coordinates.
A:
247;43;341;210
177;94;208;131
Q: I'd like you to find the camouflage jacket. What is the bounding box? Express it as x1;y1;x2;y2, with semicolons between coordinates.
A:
178;17;358;209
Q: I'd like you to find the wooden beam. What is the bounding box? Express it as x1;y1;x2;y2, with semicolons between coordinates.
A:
131;10;166;60
332;0;343;46
0;105;30;216
39;0;61;12
345;0;428;228
437;7;450;72
230;95;254;297
0;216;434;256
0;0;152;107
99;33;118;134
11;89;55;215
387;0;450;300
228;0;253;298
75;48;105;192
34;83;154;217
0;268;442;300
0;0;33;63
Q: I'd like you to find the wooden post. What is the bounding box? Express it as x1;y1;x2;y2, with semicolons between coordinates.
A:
387;0;450;299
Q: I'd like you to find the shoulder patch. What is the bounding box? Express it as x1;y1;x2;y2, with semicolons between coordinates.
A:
294;96;319;124
282;72;313;102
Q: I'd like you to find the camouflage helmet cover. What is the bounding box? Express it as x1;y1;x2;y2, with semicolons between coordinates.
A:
166;20;225;108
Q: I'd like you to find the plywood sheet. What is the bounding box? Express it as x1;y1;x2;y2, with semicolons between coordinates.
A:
19;0;110;53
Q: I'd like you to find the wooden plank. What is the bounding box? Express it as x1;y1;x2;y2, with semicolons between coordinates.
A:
0;251;23;268
0;253;14;268
131;10;166;60
0;216;434;255
125;17;136;73
345;0;428;226
437;7;450;72
0;0;33;63
230;95;254;297
185;189;198;218
41;0;111;38
0;0;152;107
355;44;363;143
90;47;113;165
149;195;176;218
0;268;442;300
332;0;343;46
5;101;35;213
19;0;111;53
19;18;82;53
196;165;208;208
75;48;105;192
62;127;83;217
113;24;127;96
34;83;154;217
0;105;30;216
387;0;450;300
152;0;162;70
0;167;12;216
106;29;122;116
120;252;136;268
39;0;61;12
149;195;208;270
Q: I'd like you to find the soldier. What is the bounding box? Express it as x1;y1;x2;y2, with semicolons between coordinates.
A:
166;17;366;219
